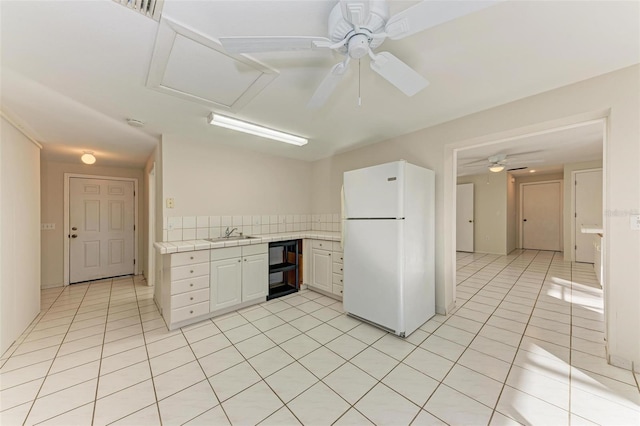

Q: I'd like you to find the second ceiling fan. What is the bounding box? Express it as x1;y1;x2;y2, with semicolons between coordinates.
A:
219;0;499;108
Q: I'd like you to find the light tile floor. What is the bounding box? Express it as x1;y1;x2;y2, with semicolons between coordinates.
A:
1;250;639;425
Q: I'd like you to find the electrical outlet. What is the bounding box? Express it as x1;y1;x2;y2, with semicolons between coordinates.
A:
41;223;55;230
631;214;640;230
166;198;175;208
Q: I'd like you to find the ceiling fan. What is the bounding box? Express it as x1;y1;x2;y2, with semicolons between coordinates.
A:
460;152;545;173
218;0;499;108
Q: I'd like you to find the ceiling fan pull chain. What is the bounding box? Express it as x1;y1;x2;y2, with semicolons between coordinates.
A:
358;59;362;107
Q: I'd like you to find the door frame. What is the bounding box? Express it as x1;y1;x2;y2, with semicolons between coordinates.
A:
445;113;608;315
519;180;563;250
571;168;603;262
64;173;139;286
147;164;155;287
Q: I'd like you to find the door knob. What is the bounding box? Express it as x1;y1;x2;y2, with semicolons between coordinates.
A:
468;220;473;223
523;219;527;222
71;227;77;231
71;234;78;238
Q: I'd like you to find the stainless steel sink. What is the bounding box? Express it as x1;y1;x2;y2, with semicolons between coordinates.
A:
205;235;259;242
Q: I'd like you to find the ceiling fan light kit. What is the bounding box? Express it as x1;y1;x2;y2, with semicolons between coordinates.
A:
219;0;499;108
208;113;307;146
489;164;505;173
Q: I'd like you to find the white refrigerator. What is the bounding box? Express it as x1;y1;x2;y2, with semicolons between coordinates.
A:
343;160;435;337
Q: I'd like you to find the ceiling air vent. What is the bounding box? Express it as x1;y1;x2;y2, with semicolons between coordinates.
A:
113;0;163;21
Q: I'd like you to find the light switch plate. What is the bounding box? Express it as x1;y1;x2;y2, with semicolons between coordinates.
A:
630;214;640;230
166;198;175;208
41;223;55;230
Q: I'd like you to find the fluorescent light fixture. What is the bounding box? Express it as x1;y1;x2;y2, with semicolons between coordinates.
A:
208;113;307;146
81;151;96;165
489;164;504;173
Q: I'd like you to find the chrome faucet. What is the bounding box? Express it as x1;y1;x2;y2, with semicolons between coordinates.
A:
224;227;238;238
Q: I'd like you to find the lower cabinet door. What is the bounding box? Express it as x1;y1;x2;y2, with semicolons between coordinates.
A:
242;253;268;302
311;248;332;292
210;257;242;311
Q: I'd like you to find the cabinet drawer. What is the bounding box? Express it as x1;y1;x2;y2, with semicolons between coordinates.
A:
171;288;209;309
171;275;209;295
171;262;209;281
242;243;268;256
332;273;344;285
311;240;331;250
171;302;209;324
333;252;344;264
211;247;242;261
332;241;343;252
332;262;344;274
171;250;209;267
332;284;343;296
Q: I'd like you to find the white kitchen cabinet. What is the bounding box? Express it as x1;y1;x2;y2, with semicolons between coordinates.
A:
242;253;268;301
210;257;242;311
161;249;211;330
311;246;332;292
210;244;269;313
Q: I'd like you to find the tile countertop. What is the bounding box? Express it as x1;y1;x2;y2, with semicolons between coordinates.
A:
154;231;342;254
580;224;604;234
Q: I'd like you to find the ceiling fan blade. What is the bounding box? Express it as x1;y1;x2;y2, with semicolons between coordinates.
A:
460;158;490;167
369;52;429;96
385;0;500;40
219;36;332;54
307;60;350;109
340;0;371;27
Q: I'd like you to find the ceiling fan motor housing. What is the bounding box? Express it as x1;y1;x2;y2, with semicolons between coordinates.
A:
328;1;389;54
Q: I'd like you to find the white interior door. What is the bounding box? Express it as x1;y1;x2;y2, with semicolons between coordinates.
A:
522;182;562;251
575;169;603;263
456;183;474;252
70;178;135;283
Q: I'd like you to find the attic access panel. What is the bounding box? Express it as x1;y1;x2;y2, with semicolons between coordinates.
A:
147;18;279;111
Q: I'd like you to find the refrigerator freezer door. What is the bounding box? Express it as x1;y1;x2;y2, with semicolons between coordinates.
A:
343;219;402;333
343;161;404;219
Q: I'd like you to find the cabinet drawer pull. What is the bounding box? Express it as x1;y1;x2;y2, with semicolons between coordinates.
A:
190;310;194;314
340;268;343;272
340;279;343;283
190;283;194;287
238;259;241;263
328;253;331;256
190;256;194;260
190;297;194;301
190;270;194;273
244;259;247;262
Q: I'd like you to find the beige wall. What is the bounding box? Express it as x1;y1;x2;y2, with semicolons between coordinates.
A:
161;135;312;217
514;172;564;249
40;160;145;288
1;117;41;355
563;160;603;259
310;65;640;369
457;172;508;255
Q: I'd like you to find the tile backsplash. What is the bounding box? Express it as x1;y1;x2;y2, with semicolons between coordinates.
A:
163;213;340;242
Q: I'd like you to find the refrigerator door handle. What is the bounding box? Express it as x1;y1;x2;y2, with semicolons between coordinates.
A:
341;185;345;250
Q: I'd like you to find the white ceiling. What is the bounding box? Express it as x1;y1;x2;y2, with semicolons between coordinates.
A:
1;1;638;167
457;121;603;176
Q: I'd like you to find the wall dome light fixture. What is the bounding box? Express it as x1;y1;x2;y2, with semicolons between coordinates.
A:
81;151;96;165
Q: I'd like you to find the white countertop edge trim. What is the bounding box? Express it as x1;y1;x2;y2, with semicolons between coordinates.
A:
581;224;604;234
154;231;341;254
